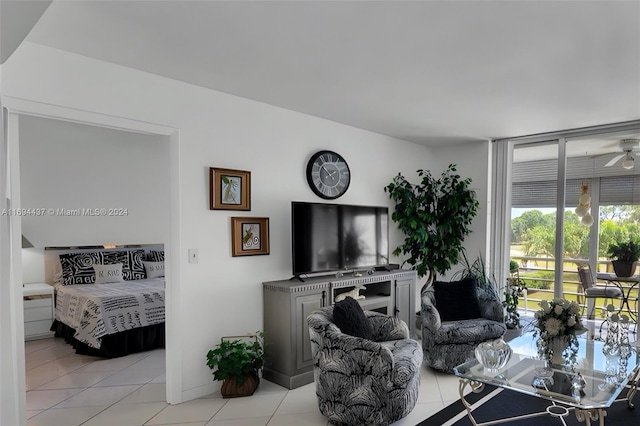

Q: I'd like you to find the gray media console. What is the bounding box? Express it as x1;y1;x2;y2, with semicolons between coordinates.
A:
262;269;417;389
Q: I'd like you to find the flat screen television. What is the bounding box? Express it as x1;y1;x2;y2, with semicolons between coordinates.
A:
291;201;389;277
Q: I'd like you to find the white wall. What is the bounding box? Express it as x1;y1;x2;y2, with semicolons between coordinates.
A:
19;115;170;250
433;141;492;281
0;42;481;403
22;247;44;284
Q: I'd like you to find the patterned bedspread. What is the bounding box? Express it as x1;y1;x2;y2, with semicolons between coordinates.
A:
54;278;165;349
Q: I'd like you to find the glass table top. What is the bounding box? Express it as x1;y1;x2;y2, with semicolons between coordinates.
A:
453;333;640;410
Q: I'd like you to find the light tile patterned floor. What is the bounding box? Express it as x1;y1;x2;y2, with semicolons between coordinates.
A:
25;312;630;425
24;337;460;426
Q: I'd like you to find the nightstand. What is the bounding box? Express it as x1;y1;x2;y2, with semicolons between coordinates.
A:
23;283;55;340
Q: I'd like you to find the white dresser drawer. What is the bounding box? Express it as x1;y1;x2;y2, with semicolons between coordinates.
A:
23;283;55;340
24;297;52;309
24;320;53;338
24;306;53;322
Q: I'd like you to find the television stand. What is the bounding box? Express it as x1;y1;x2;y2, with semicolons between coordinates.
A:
262;269;417;389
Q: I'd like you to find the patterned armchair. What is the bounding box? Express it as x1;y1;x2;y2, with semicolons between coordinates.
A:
307;307;422;426
421;281;506;373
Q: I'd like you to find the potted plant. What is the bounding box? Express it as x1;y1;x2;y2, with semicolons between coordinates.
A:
385;164;479;291
607;240;640;277
385;164;479;329
503;274;527;331
509;259;519;275
206;332;264;398
450;251;500;299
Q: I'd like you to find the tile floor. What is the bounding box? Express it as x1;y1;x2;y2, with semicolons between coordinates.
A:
25;313;635;426
25;337;462;426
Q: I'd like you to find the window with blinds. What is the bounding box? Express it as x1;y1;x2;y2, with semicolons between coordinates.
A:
512;175;640;208
512;179;590;208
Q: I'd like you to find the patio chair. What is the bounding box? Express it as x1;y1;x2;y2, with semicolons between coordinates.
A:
577;263;623;319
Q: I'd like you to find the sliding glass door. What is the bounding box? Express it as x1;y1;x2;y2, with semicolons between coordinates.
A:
511;140;560;310
496;121;640;316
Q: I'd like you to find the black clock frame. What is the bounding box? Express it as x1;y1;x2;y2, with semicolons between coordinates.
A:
306;150;351;200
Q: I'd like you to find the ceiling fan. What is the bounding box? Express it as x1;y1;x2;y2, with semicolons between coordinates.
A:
602;139;640;169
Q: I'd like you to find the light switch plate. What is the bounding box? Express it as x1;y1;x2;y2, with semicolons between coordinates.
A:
188;249;199;264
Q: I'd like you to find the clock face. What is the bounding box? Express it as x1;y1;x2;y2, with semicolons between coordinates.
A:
306;150;351;199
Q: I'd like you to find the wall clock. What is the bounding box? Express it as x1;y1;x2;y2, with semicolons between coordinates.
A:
306;150;351;199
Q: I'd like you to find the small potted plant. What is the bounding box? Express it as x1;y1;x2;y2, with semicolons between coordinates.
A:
607;240;640;277
450;252;500;299
206;332;264;398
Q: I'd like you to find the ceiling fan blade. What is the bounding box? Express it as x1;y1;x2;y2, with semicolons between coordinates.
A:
605;154;625;167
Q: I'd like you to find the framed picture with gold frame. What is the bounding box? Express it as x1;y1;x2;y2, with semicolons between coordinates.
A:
210;167;251;210
231;217;270;256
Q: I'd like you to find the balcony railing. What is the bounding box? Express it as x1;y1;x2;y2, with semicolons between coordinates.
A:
509;255;638;321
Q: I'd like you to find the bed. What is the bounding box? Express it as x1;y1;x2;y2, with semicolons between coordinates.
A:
47;247;166;358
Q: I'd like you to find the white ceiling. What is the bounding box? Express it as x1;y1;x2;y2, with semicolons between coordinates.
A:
4;0;640;148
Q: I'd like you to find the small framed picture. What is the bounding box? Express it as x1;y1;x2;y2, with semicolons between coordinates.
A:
210;168;251;210
231;217;270;256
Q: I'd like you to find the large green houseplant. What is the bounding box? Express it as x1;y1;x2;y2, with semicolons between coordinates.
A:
384;164;479;292
206;332;264;398
607;240;640;277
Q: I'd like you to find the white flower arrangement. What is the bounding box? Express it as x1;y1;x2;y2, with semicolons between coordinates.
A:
534;298;586;339
533;298;587;363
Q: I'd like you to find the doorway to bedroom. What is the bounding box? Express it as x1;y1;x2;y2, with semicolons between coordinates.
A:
17;114;172;417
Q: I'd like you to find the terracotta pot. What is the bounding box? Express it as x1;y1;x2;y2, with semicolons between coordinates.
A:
220;373;259;398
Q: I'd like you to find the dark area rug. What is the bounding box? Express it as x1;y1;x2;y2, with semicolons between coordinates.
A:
418;385;640;426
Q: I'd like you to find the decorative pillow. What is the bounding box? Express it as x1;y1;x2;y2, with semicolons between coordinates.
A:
332;296;374;340
143;261;165;278
59;250;146;285
147;250;165;262
123;249;146;280
101;250;128;266
434;278;482;321
93;263;124;284
59;253;102;285
52;261;64;285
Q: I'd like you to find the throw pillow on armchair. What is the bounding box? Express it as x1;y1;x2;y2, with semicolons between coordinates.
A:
433;278;482;321
332;296;374;339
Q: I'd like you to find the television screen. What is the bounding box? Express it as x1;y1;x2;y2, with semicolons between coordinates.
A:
291;201;389;276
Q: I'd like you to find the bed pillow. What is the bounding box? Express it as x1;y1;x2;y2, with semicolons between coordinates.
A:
147;250;165;262
143;261;165;278
332;296;374;340
52;261;64;286
433;278;482;321
123;249;146;280
59;253;102;285
93;263;124;284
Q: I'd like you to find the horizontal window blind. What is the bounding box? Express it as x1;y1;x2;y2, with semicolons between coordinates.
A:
599;175;640;204
513;176;640;207
512;179;589;208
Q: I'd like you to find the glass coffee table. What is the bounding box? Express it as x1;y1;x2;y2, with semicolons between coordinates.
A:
453;334;640;426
